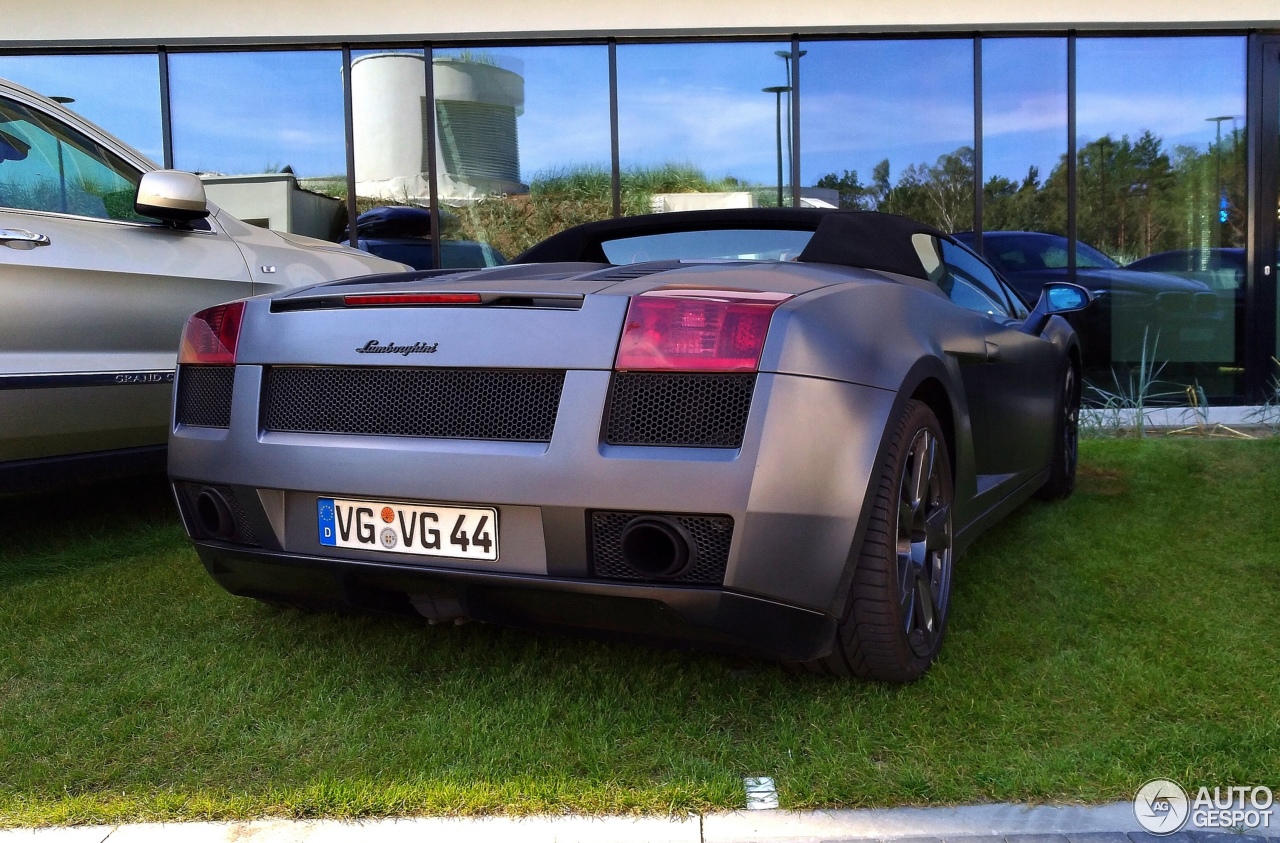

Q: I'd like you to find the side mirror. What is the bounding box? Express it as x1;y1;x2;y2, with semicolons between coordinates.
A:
0;128;30;162
1021;282;1091;335
135;170;209;223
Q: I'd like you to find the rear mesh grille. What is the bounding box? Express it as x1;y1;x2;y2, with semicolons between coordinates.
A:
605;373;755;448
263;366;565;442
590;511;733;585
175;365;235;428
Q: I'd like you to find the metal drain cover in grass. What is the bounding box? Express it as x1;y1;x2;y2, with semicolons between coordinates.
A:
744;776;779;810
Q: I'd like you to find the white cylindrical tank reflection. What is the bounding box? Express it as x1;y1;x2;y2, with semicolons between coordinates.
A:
352;52;427;184
351;52;526;203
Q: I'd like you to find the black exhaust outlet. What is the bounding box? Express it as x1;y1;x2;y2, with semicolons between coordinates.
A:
194;487;236;539
619;516;697;578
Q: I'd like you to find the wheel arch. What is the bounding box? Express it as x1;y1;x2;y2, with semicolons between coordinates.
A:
894;354;967;484
807;383;960;680
823;355;966;622
906;376;956;482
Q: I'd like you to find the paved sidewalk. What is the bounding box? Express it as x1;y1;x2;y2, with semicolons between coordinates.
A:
1;803;1276;843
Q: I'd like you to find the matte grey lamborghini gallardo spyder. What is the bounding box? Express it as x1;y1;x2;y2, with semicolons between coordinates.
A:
168;209;1090;682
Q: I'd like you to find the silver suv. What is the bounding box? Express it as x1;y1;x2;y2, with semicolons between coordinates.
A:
0;78;405;491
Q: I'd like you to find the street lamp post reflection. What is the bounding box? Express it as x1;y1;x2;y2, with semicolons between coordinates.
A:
50;95;75;215
1205;115;1233;244
763;85;789;207
774;49;806;204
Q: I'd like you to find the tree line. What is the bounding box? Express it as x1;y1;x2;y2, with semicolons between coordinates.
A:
816;129;1247;263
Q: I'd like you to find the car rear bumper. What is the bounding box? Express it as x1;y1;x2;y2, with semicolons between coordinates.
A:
169;368;899;615
192;540;837;662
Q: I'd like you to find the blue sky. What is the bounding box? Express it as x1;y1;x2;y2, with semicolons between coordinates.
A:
0;36;1247;185
167;51;346;176
1075;37;1245;158
616;41;791;179
0;53;165;161
800;40;975;186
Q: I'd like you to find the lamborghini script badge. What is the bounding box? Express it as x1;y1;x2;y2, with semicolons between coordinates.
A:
356;340;439;356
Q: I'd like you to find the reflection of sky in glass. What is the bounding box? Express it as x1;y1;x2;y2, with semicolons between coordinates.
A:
982;38;1066;182
169;51;345;177
617;42;791;184
1077;37;1245;154
0;54;163;162
435;46;611;181
800;39;974;188
0;38;1249;189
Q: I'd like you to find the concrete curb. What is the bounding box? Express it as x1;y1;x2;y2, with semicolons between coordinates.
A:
1080;405;1267;432
706;803;1147;841
2;803;1277;843
0;816;702;843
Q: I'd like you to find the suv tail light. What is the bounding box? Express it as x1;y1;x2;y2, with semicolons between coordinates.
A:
179;301;245;365
614;288;792;372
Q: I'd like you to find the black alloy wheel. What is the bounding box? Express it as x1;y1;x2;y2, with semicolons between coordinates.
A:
896;424;953;659
1037;364;1080;501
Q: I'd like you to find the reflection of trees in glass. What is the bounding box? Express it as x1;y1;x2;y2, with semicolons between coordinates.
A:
1070;132;1175;261
816;150;974;233
984;166;1055;233
816;127;1245;259
1058;129;1244;261
456;164;743;256
885;149;975;233
323;163;736;252
0;175;143;221
454;167;611;256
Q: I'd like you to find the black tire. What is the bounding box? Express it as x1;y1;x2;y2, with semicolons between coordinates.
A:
797;399;955;683
1036;362;1080;502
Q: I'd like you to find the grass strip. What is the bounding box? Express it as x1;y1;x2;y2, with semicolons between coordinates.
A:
1;439;1277;825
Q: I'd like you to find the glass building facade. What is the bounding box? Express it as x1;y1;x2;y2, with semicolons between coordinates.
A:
0;32;1277;403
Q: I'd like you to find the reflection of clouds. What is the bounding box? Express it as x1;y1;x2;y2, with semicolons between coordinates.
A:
1076;93;1244;148
519;99;611;176
173;100;343;175
618;87;780;180
169;53;345;176
964;90;1244;179
984;93;1068;136
983;93;1069;177
800;91;973;155
0;55;164;160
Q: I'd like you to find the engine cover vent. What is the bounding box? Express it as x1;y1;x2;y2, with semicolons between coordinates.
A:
586;261;683;283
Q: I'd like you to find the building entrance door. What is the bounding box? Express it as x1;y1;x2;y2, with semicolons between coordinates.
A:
1264;39;1274;391
1248;36;1280;400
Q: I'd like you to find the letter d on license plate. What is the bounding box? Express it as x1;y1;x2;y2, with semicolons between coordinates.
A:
317;497;498;562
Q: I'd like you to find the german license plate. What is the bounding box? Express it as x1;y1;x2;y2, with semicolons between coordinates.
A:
317;497;498;561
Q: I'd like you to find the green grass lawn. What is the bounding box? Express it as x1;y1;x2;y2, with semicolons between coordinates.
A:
1;439;1278;826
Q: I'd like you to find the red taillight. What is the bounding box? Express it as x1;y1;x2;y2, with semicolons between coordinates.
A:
614;288;793;372
179;301;245;365
343;293;482;306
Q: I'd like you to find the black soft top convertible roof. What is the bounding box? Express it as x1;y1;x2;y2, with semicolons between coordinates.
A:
512;208;949;280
